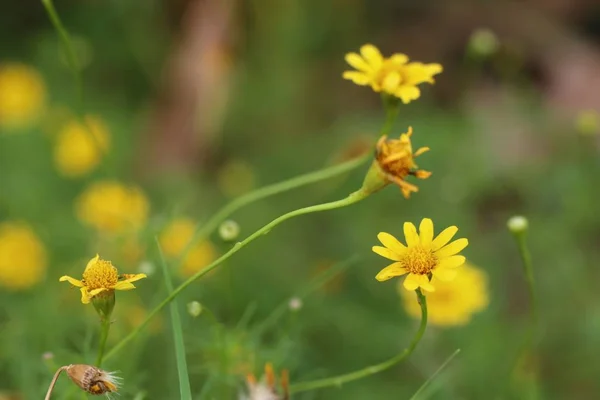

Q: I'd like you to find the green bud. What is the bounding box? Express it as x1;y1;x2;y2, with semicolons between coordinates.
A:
219;220;240;242
91;290;115;321
507;215;528;235
187;301;202;317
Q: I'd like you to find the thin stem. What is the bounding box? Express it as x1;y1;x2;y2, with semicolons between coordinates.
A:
40;0;83;105
289;288;428;394
409;348;461;400
177;153;370;265
105;188;370;362
95;318;111;367
380;94;400;137
44;366;68;400
515;235;537;328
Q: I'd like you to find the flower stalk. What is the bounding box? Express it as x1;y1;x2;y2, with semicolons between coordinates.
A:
95;317;111;367
289;288;428;394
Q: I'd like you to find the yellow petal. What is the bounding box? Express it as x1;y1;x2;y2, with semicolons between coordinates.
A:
372;245;402;261
377;232;406;254
360;44;383;69
120;273;147;283
375;262;407;281
435;238;469;258
431;226;458;251
403;222;419;247
80;287;92;304
113;281;136;291
388;53;409;66
395;85;421;104
402;62;443;85
437;255;466;269
89;288;107;297
382;71;401;93
84;254;100;272
342;71;371;85
59;275;84;287
403;273;420;291
414;147;430;157
419;218;434;247
432;267;457;281
345;53;371;72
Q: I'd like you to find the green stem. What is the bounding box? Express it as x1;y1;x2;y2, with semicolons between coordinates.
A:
380;94;400;137
40;0;83;105
515;235;537;328
409;348;461;400
105;188;370;362
95;318;111;367
177;154;369;265
289;288;428;394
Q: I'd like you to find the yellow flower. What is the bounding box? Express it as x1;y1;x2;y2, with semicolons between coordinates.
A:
372;218;468;292
75;181;149;235
400;262;489;326
575;109;599;136
159;218;217;277
53;115;110;177
59;254;146;304
0;222;47;290
374;126;431;198
0;63;46;129
343;44;442;104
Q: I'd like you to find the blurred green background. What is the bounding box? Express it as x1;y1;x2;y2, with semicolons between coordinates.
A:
1;0;600;399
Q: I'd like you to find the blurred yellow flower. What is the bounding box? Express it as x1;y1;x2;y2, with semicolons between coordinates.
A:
375;126;431;198
53;115;110;177
75;181;149;235
575;109;599;136
401;262;489;326
59;254;146;304
343;44;442;104
159;218;217;277
217;159;256;198
0;222;47;290
0;63;46;129
372;218;468;292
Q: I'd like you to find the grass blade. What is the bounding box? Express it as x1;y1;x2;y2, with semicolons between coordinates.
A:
409;348;461;400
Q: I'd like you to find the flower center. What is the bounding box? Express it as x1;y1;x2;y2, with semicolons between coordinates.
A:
401;246;438;275
377;142;414;177
82;259;118;290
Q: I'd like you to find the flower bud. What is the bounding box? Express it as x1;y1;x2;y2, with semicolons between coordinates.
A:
187;301;202;317
66;364;119;395
288;297;303;312
91;290;115;321
507;215;528;234
468;28;499;59
575;109;599;136
219;220;240;242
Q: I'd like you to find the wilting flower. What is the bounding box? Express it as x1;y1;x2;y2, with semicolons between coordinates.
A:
372;218;468;292
159;217;217;277
0;63;46;129
363;126;430;198
0;222;47;290
65;364;120;396
241;363;289;400
343;44;442;104
400;262;489;326
59;254;146;305
53;115;110;178
75;181;149;235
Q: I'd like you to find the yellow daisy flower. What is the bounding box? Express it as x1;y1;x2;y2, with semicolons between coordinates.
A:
0;222;47;290
375;126;431;198
59;254;146;304
342;44;442;104
400;262;489;326
372;218;468;292
0;63;46;129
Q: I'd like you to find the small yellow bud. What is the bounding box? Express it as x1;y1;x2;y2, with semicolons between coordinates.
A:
507;215;528;234
468;28;499;58
219;220;240;242
187;301;202;317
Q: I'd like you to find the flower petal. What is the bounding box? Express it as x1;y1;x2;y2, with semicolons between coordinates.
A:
382;71;401;93
120;273;147;283
432;267;457;281
435;238;469;258
395;85;421;104
375;262;408;281
360;44;383;69
372;245;402;261
414;147;430;157
431;226;458;251
403;273;420;291
342;71;371;85
113;281;136;291
377;232;406;254
419;218;434;247
80;287;92;304
59;275;84;287
437;255;466;269
402;62;443;85
388;53;409;66
416;274;436;292
403;222;419;247
84;254;100;272
89;288;107;297
345;53;371;72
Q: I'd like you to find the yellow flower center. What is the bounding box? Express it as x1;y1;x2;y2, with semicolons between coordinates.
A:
377;139;415;178
82;259;118;290
401;246;438;275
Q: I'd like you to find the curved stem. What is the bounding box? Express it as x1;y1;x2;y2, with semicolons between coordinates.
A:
95;318;111;367
105;188;370;362
177;153;369;265
44;366;68;400
289;288;428;394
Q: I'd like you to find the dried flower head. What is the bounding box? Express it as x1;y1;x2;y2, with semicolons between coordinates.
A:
66;364;120;396
343;44;442;104
372;126;431;198
59;254;146;305
373;218;468;292
241;363;289;400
